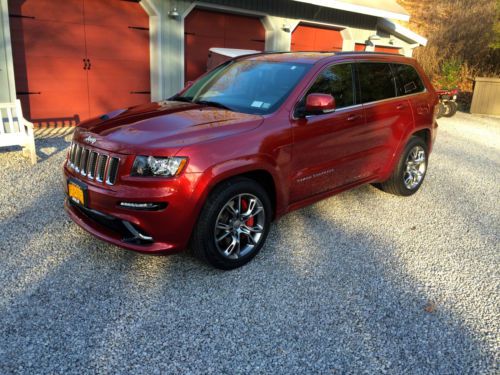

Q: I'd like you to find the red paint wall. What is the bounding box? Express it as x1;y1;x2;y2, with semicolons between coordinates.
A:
374;46;402;54
291;24;343;52
184;9;265;83
9;0;150;126
355;43;366;51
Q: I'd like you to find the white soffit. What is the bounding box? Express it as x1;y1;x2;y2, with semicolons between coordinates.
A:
378;18;428;46
291;0;410;22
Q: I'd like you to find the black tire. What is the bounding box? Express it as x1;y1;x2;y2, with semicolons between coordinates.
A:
443;101;458;117
379;137;428;196
191;177;272;270
436;102;446;119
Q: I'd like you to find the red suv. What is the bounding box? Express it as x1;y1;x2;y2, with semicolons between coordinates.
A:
64;52;438;269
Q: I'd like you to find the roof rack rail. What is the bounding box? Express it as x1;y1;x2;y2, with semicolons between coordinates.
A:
333;51;406;56
232;50;408;62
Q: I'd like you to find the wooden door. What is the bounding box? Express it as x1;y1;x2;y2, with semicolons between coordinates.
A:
9;0;89;126
184;9;265;83
374;46;402;54
355;43;366;51
9;0;151;126
291;24;343;52
83;0;150;117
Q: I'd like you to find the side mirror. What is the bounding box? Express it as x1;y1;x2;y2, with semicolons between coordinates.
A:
305;93;336;115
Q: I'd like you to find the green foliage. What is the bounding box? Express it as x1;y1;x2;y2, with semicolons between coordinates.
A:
437;59;462;89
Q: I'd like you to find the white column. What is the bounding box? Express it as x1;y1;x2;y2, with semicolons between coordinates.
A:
0;0;16;103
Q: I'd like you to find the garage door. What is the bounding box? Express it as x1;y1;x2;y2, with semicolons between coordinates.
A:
9;0;150;127
374;46;402;54
355;43;366;51
291;24;343;52
184;9;265;83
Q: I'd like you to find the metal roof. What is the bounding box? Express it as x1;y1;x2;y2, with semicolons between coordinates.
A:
291;0;410;21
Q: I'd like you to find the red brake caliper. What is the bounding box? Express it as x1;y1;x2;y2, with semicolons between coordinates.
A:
241;199;254;227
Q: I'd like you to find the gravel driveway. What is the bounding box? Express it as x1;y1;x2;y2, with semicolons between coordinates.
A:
0;112;498;374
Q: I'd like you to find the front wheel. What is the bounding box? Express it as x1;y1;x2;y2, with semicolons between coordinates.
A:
378;137;428;196
191;177;272;269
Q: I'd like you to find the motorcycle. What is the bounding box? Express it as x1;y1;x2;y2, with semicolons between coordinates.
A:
436;88;459;118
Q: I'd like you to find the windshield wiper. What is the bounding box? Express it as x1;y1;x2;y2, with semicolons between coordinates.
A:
194;100;233;111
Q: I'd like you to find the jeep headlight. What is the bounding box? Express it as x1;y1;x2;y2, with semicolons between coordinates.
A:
131;156;187;177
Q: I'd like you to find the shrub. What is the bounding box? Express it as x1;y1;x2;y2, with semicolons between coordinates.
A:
437;59;462;89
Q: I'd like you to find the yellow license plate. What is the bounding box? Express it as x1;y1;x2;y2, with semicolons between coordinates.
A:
68;182;85;205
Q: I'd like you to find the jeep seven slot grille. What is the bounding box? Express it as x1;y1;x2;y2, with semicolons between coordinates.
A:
68;142;120;185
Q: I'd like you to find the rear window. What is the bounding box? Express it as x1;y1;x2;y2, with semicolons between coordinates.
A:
357;62;397;103
392;63;425;95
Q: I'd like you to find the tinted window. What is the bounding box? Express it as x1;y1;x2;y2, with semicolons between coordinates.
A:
305;64;355;109
358;63;397;103
392;64;425;95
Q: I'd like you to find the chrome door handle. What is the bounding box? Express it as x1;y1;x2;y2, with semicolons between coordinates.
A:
396;104;407;110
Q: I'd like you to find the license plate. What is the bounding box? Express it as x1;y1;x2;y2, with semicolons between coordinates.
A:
68;181;85;206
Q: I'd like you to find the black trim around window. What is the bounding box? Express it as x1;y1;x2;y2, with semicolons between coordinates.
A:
294;62;358;118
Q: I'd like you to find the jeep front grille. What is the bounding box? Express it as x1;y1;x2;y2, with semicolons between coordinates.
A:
68;142;120;185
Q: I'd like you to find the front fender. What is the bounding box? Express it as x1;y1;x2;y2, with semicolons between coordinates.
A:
189;154;287;220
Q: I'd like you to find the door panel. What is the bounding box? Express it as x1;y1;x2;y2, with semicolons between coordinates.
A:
374;46;402;54
355;43;366;51
9;18;86;59
84;25;149;61
290;108;366;202
356;62;413;177
8;0;150;126
359;99;412;176
83;0;149;28
185;34;225;85
185;9;225;38
16;55;90;123
9;2;89;125
84;1;150;117
291;24;343;52
184;9;265;83
87;58;150;116
8;0;84;23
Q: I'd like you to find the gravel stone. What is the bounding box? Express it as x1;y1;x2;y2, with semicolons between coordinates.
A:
0;113;498;374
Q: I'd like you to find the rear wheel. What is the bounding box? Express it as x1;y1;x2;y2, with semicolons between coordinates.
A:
191;178;271;269
443;101;458;117
379;137;428;196
436;102;446;119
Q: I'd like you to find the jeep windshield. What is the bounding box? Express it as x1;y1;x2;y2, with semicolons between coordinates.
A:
176;60;311;115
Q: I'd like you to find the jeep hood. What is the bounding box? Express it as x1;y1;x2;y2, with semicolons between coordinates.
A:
73;101;264;154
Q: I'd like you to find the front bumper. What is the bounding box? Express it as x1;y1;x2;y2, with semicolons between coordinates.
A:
63;161;200;254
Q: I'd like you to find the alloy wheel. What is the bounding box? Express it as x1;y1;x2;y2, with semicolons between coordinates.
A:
214;194;265;259
403;145;426;190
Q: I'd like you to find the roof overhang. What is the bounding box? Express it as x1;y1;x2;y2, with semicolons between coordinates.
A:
291;0;410;22
378;18;428;46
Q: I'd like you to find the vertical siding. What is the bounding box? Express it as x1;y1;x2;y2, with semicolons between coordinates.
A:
470;78;500;116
